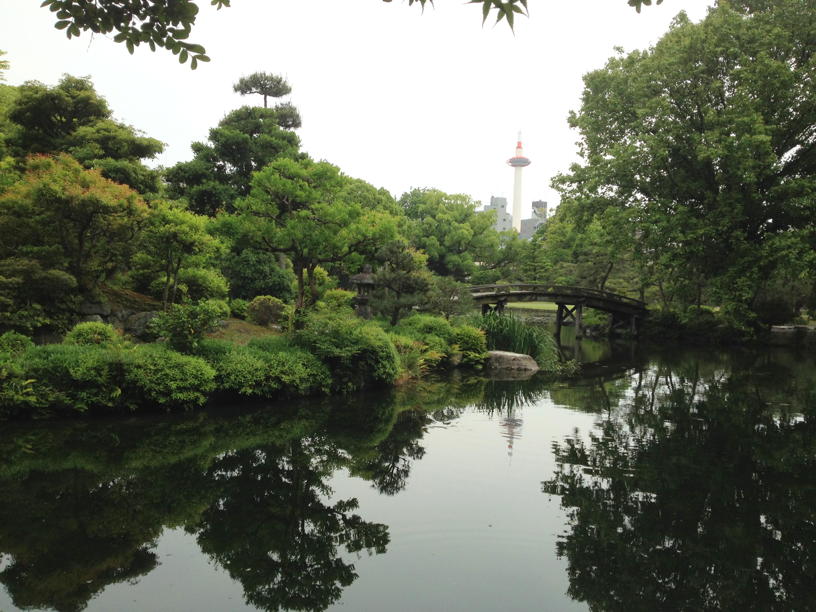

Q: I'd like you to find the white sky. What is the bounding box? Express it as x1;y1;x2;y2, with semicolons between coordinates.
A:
2;0;715;218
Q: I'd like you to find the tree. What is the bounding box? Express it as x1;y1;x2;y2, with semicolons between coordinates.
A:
37;1;662;67
372;242;431;326
134;201;225;308
400;188;500;281
0;155;147;295
0;50;8;81
165;105;300;215
6;76;164;193
237;157;398;310
234;72;289;108
555;1;816;321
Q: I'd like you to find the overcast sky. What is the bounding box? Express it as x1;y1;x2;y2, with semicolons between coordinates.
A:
2;0;715;219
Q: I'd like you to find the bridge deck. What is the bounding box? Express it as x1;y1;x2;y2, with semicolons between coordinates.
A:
468;284;647;316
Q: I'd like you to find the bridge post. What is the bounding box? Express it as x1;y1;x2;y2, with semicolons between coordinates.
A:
555;303;564;339
575;303;584;338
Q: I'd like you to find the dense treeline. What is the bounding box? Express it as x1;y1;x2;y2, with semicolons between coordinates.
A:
541;0;816;334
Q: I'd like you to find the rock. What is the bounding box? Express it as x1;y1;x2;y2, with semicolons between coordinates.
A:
124;311;159;339
486;350;540;374
79;301;112;316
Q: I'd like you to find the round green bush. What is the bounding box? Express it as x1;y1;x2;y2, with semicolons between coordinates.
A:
148;302;224;353
229;298;249;320
294;312;399;392
0;331;34;356
452;324;488;367
177;267;229;301
64;321;119;346
247;295;288;327
123;345;215;408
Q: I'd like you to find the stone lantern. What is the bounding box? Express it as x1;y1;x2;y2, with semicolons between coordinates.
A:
349;264;375;319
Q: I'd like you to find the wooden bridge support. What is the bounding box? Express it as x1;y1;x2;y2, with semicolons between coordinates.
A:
481;298;508;316
610;313;640;337
555;302;584;340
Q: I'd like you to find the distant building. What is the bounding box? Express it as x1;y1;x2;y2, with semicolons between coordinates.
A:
484;196;513;233
519;200;548;240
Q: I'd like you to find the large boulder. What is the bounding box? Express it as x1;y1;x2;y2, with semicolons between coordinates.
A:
486;350;540;374
124;311;160;339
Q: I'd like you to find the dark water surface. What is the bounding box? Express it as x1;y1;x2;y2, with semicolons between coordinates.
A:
2;342;816;611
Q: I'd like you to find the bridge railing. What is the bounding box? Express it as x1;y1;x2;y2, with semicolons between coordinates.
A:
467;283;647;309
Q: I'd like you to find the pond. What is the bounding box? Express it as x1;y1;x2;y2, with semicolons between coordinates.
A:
1;341;815;611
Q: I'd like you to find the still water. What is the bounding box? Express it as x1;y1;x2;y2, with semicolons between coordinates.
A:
1;342;815;611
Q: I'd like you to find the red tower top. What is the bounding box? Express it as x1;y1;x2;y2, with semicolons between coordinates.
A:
507;133;531;168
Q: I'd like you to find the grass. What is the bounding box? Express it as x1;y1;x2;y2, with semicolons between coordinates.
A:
506;302;558;312
207;318;281;345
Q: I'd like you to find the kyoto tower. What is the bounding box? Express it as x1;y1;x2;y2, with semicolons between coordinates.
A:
507;132;531;232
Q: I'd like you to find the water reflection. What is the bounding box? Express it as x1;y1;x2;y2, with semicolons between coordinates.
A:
1;348;815;611
543;349;816;611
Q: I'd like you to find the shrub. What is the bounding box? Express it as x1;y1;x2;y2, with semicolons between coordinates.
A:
0;331;34;357
22;344;123;414
389;333;432;379
149;301;224;353
247;295;288;327
317;288;356;312
177;267;230;301
123;345;215;408
294;312;399;392
199;338;330;398
0;352;39;418
396;313;455;342
229;298;249;320
254;348;332;397
64;321;119;346
451;324;488;367
222;248;295;302
204;298;231;320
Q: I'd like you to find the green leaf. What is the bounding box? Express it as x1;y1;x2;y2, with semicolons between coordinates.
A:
179;49;188;63
55;20;70;30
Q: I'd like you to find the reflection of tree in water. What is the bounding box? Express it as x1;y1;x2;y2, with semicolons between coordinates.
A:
543;363;816;610
0;460;211;612
192;437;389;612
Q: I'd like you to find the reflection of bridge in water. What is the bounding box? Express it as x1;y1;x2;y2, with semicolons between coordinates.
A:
469;283;648;338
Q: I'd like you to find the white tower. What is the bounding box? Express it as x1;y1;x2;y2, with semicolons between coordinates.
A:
507;132;532;232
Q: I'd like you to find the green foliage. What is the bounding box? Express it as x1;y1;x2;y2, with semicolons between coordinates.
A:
555;1;816;324
64;321;119;346
372;243;431;325
221;249;295;302
20;344;124;414
0;155;147;294
197;338;330;398
123;344;215;407
40;0;215;67
294;312;399;392
233;73;300;126
6;75;162;191
148;301;224;353
135;200;226;307
238;158;398;309
228;298;248;319
317;288;356;313
424;275;475;319
165;106;300;215
477;312;560;370
399;188;499;281
247;295;288;327
0;331;33;356
177;267;229;301
451;324;488;367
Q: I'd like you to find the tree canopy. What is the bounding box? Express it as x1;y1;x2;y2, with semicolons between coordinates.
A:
554;0;816;325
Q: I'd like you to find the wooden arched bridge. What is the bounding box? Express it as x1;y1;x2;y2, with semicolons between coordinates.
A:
468;283;648;337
